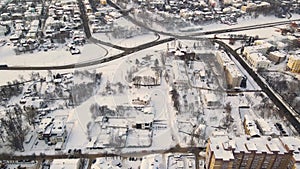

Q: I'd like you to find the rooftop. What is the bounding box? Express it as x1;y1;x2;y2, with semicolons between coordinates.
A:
51;159;80;169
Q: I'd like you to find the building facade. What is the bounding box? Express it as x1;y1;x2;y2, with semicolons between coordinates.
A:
206;135;299;169
268;51;286;63
287;55;300;73
246;52;271;69
216;51;244;88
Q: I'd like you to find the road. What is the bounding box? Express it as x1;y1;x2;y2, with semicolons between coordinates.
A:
1;1;298;70
0;37;174;70
1;0;300;168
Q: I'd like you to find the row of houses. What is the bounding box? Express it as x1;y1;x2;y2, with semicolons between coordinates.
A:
43;0;83;39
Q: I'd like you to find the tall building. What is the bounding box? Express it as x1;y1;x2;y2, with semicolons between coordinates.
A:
206;135;300;169
287;55;300;73
216;51;244;88
246;52;271;70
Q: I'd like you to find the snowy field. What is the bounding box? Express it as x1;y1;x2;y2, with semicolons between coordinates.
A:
0;43;120;67
93;32;159;48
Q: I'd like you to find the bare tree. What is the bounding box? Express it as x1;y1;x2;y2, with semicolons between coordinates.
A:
1;104;27;151
24;106;37;128
223;102;233;127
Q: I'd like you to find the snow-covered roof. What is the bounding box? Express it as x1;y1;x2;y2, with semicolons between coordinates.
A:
38;117;53;132
172;60;188;83
134;67;156;78
255;118;274;135
217;135;294;156
209;136;235;161
226;63;242;78
244;44;272;54
269;51;286;58
249;52;270;62
51;159;80;169
52;118;66;135
107;118;128;128
280;137;300;152
133;113;154;124
216;50;232;66
288;54;300;61
174;50;184;56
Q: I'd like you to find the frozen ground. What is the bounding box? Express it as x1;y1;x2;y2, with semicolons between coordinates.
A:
0;43;120;66
93;32;159;48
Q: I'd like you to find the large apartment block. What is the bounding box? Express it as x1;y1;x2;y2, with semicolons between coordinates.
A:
206;135;300;169
287;55;300;73
216;51;245;88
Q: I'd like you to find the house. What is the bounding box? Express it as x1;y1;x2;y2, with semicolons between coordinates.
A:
133;113;154;130
49;118;67;144
243;42;273;56
37;117;67;144
216;51;232;68
37;117;54;139
205;135;235;169
132;97;150;106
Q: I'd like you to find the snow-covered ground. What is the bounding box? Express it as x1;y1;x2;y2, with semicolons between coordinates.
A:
93;32;159;48
0;43;120;67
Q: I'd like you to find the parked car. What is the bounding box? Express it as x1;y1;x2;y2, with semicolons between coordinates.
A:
70;47;80;55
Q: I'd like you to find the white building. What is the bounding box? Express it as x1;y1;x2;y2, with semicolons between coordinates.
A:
172;60;188;85
244;115;260;137
216;51;232;67
243;43;273;56
37;117;67;144
255;118;278;136
225;63;244;88
246;52;271;69
51;159;81;169
268;51;286;63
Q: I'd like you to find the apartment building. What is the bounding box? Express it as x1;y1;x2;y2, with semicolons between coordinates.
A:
206;135;299;169
216;51;245;88
287;55;300;73
246;52;271;69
